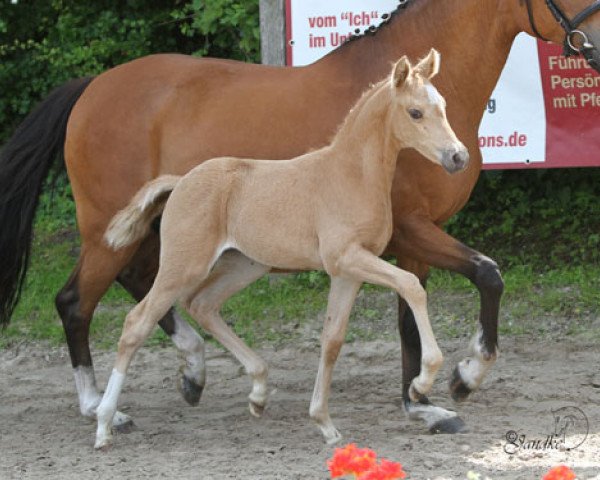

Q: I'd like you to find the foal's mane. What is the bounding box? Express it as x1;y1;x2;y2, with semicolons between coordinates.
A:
331;78;391;146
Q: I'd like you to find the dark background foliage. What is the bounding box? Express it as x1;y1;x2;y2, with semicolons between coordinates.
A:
0;0;598;269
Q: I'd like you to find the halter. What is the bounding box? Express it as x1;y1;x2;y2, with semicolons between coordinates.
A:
525;0;600;68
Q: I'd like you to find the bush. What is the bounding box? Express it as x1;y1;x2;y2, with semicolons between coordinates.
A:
0;0;260;143
446;168;600;269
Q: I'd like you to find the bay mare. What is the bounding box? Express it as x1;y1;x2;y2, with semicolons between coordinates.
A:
94;52;468;449
1;0;599;433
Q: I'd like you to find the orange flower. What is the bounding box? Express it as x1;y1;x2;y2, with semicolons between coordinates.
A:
328;444;377;478
542;465;576;480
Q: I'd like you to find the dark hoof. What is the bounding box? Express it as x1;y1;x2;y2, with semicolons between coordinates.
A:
408;384;428;404
178;375;204;406
113;419;135;434
449;365;473;402
403;396;431;409
429;415;468;434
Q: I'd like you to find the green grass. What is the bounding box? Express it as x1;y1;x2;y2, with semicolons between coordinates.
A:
2;225;599;350
427;265;600;341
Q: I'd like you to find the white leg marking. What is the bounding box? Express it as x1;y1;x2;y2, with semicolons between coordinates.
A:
457;331;498;390
171;311;206;386
248;366;269;417
74;366;133;428
95;369;125;449
405;402;457;429
73;366;101;417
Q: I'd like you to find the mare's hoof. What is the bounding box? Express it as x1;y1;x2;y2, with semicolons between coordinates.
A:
449;365;474;402
112;411;134;434
249;401;265;418
178;374;204;406
429;415;468;434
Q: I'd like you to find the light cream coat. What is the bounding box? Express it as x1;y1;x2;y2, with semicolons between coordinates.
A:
95;49;468;449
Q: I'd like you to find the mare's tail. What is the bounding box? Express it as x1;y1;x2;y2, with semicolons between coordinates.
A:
105;175;181;250
0;77;94;326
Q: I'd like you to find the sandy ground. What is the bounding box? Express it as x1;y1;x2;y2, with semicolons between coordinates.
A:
0;334;599;480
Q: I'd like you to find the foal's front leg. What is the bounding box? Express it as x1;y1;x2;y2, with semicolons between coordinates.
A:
391;217;502;401
336;246;444;400
309;276;361;444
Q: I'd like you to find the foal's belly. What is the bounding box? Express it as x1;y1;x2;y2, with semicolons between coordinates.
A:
231;231;323;272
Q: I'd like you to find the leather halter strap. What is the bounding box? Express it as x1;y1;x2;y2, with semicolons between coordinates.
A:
525;0;600;58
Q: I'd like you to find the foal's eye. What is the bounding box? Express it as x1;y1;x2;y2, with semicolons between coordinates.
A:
408;109;423;120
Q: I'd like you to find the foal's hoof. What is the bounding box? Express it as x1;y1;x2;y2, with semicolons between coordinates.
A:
249;401;265;418
94;435;113;451
449;365;474;402
408;383;428;403
112;411;134;434
324;429;343;446
429;415;468;434
178;374;205;406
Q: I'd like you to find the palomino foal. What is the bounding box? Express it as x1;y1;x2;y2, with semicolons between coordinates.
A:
95;49;468;449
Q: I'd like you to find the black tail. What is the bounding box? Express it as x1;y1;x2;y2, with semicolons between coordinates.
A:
0;77;94;326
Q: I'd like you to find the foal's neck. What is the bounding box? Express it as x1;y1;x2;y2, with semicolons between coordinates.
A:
330;83;400;193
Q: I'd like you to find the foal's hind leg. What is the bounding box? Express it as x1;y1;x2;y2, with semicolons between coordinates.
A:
117;233;207;405
183;250;271;416
309;276;361;444
95;285;182;449
95;237;225;449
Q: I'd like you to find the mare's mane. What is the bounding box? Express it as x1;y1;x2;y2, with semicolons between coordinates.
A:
338;0;419;48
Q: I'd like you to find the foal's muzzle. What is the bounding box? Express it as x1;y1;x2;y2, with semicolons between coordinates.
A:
441;148;469;174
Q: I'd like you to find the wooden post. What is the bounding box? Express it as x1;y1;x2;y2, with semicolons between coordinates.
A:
259;0;286;66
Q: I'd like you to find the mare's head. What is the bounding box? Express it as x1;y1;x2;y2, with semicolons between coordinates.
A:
389;49;469;175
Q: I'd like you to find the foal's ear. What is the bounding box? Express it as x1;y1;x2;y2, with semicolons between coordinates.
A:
391;56;412;89
415;48;440;79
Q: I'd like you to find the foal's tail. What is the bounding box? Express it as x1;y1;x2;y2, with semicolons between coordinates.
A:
105;175;181;250
0;77;94;327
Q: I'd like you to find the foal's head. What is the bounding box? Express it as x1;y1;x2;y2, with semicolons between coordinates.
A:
389;49;469;174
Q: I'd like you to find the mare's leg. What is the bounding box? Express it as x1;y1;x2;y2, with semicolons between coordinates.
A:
117;233;207;405
309;276;361;444
391;216;503;402
55;239;138;429
332;246;443;399
183;250;271;417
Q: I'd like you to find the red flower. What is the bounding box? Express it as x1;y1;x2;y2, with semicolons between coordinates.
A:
542;465;576;480
328;444;377;478
328;445;405;479
358;459;406;480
